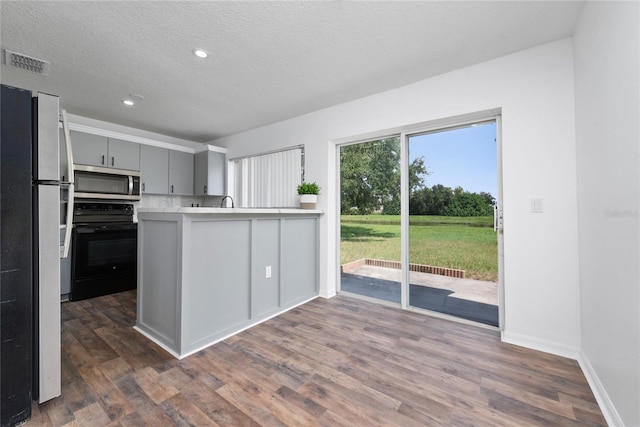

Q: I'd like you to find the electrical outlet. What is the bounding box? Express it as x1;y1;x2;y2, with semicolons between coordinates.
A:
265;266;272;279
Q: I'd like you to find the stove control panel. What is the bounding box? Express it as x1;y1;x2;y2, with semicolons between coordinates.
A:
73;202;134;223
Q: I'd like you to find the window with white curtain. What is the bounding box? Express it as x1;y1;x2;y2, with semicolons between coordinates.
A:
229;146;304;208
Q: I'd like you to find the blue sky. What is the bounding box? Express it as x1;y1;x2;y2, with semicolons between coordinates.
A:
409;122;497;197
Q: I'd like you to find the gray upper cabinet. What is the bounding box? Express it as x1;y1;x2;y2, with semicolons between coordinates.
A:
107;138;140;170
68;129;221;197
70;130;108;167
140;146;193;196
70;131;140;170
140;145;169;194
194;150;227;196
169;150;194;196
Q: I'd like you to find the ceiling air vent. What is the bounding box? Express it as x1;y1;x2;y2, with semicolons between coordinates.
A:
4;49;50;76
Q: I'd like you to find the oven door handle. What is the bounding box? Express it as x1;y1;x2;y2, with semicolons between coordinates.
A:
74;224;138;233
61;109;74;259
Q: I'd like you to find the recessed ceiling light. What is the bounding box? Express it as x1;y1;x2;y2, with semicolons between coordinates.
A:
193;48;209;59
122;94;144;107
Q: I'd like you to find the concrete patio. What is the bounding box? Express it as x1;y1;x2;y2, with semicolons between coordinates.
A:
340;264;499;326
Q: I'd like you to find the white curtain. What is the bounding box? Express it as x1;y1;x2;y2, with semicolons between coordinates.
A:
232;147;303;208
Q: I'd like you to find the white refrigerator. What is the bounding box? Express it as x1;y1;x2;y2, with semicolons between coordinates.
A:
32;92;63;404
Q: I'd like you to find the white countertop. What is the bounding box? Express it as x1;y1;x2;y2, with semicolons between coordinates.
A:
137;207;323;215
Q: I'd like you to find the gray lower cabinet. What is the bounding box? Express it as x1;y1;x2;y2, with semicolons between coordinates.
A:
136;211;320;358
281;218;318;304
169;150;194;196
189;220;252;342
70;131;140;170
140;145;169;194
252;220;280;317
194;150;226;196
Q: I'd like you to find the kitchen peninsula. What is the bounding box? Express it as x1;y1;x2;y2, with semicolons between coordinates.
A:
135;207;322;358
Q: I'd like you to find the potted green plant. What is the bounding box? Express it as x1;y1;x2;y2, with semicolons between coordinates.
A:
297;181;320;209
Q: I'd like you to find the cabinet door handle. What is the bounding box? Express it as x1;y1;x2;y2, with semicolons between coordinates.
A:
111;156;115;167
101;154;105;165
142;182;146;192
171;184;174;193
204;185;207;194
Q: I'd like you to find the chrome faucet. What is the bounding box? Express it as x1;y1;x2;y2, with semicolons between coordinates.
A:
220;195;234;208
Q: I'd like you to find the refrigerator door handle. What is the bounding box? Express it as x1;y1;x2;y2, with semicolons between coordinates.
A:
61;109;74;259
61;109;74;184
61;183;74;259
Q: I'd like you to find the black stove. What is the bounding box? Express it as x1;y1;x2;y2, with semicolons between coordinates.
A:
70;202;137;301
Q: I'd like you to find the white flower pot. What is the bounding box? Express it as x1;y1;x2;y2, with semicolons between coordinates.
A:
299;194;317;209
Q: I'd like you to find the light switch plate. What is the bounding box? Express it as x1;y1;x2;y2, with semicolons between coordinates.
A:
531;198;543;213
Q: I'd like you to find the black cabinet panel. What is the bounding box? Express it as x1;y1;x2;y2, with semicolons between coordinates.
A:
1;84;34;427
0;271;33;426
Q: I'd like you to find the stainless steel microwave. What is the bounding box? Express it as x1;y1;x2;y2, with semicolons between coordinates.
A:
73;164;141;201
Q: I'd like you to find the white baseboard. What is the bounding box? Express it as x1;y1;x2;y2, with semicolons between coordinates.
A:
134;295;320;360
133;325;182;359
321;289;337;298
501;331;580;360
176;295;320;359
578;350;625;427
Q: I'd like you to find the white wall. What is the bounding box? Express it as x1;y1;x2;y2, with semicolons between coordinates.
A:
574;2;640;426
213;39;582;357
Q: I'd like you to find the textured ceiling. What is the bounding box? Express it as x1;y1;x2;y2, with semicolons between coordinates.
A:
0;1;584;143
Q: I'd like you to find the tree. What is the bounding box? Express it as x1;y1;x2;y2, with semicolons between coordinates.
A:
409;156;427;193
340;138;428;215
428;184;455;215
409;184;495;216
340;138;398;214
409;186;433;215
443;191;494;216
479;191;496;207
341;139;493;217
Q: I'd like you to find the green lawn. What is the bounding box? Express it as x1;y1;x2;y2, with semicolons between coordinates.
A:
341;214;493;227
341;215;498;281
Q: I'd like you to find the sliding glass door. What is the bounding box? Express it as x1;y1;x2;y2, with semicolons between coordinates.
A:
337;116;503;329
339;137;402;305
407;122;499;327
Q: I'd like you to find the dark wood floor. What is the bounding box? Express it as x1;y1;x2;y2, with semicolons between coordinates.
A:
25;290;606;426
